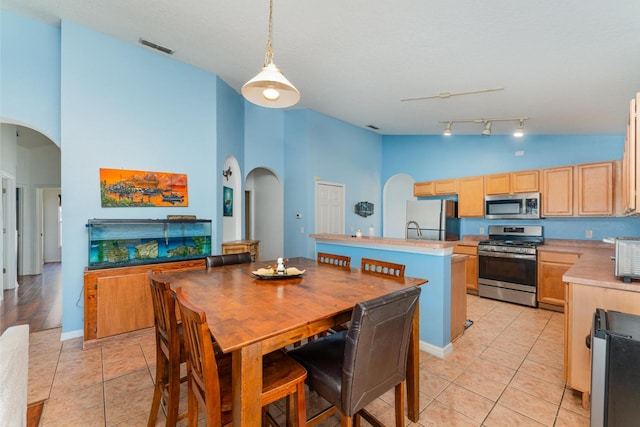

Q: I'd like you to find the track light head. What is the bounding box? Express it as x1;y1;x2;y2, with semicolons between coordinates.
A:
481;121;492;136
513;119;525;137
443;122;452;136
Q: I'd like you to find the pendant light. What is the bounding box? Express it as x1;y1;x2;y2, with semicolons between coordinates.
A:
242;0;300;108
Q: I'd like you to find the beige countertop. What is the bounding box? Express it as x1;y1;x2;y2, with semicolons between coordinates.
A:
310;233;459;249
536;240;640;293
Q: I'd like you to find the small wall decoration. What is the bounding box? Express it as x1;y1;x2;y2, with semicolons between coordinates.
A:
223;186;233;217
100;168;188;207
354;201;374;217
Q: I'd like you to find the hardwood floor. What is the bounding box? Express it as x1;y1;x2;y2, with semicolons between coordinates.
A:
0;262;62;335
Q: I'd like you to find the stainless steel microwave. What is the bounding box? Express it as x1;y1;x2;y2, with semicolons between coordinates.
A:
485;192;541;219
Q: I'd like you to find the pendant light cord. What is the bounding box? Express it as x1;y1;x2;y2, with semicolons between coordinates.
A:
263;0;274;66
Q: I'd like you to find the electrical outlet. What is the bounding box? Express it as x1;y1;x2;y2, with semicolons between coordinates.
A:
585;230;593;238
300;227;304;234
479;227;485;234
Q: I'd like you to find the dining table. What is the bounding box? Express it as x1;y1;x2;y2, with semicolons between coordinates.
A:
160;256;428;426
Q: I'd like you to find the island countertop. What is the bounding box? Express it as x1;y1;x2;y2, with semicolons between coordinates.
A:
310;233;459;250
535;240;640;293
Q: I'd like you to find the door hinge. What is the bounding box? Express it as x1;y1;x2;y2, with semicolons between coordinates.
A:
94;283;98;290
93;328;97;333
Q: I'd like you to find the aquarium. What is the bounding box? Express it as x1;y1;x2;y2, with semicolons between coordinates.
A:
86;218;212;270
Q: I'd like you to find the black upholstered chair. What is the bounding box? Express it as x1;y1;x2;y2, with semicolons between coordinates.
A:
205;252;252;268
287;286;421;427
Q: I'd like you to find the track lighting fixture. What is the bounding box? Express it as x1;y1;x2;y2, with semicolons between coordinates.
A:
438;117;529;136
482;121;492;136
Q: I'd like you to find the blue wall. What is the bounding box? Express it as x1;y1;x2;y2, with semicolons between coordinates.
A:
0;10;61;144
284;110;383;257
382;134;640;239
59;21;219;334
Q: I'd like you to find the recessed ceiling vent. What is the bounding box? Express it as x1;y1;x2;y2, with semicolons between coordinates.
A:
138;38;174;55
366;124;380;130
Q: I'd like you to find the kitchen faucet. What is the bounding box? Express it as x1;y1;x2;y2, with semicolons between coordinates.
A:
406;221;422;239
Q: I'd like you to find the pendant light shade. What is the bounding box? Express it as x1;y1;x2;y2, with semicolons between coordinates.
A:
242;63;300;108
242;0;300;108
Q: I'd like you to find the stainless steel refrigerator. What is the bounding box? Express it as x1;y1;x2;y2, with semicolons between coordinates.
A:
405;200;459;241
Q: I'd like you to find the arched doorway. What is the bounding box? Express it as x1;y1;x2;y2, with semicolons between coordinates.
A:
382;173;415;238
245;168;283;261
0;123;61;294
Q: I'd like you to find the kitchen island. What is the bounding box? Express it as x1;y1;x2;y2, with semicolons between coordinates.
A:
310;233;460;357
557;244;640;407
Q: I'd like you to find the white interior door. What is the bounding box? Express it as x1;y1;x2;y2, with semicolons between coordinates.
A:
315;182;345;234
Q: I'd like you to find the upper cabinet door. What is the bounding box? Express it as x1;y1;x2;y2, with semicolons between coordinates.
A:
458;176;484;217
577;162;613;216
543;166;574;216
511;170;539;193
484;173;510;195
414;181;435;197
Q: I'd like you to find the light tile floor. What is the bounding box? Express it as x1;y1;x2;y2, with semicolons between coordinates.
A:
27;295;590;426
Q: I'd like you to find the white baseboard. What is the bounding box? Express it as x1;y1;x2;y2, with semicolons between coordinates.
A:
60;329;83;341
420;340;453;359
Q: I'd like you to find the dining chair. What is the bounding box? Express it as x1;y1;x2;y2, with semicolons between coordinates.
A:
205;252;252;268
174;287;308;427
360;257;406;278
317;252;351;269
147;272;188;427
287;286;421;427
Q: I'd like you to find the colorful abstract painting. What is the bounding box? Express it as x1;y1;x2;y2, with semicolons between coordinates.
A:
100;168;188;207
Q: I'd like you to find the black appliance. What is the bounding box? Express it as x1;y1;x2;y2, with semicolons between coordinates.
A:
590;308;640;426
477;225;543;307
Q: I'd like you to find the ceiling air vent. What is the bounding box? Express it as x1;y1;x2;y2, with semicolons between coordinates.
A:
138;38;174;55
366;124;380;130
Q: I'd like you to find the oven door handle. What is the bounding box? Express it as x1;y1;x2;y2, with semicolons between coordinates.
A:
478;250;536;261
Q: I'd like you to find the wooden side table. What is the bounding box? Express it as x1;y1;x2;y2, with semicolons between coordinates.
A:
221;240;260;262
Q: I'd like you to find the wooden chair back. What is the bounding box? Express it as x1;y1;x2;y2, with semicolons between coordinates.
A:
317;252;351;269
175;287;232;426
360;258;406;278
175;287;307;426
148;272;187;425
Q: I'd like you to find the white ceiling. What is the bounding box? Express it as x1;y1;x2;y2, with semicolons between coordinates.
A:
4;0;640;136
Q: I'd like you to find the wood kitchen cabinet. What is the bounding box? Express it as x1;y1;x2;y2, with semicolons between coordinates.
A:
457;176;484;217
537;251;579;311
565;282;640;405
453;243;478;294
450;254;467;342
84;258;205;342
542;166;574;216
576;162;614;216
485;170;539;195
221;239;260;262
484;173;511;195
414;179;457;197
622;93;639;213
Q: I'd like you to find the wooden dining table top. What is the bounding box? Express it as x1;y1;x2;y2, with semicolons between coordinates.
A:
160;256;428;354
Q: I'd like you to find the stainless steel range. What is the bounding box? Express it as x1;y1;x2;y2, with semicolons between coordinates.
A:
478;225;543;307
